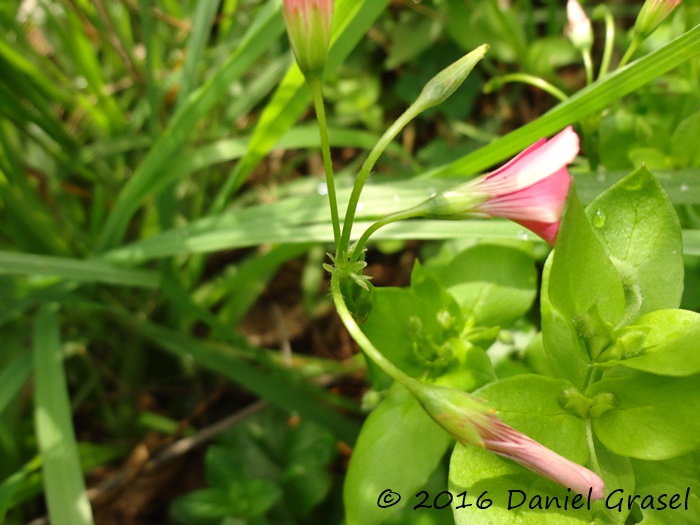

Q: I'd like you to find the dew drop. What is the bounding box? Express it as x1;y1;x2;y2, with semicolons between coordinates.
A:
593;209;606;228
517;230;529;241
427;187;437;198
317;182;328;195
680;183;689;193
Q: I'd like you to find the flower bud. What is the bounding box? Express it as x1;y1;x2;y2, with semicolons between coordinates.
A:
410;380;605;499
282;0;334;77
413;45;489;113
634;0;681;40
566;0;593;52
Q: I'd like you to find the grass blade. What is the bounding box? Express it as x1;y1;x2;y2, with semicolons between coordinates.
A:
0;251;160;287
0;353;31;417
33;304;95;525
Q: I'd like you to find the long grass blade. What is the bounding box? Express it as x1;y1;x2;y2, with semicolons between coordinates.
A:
33;304;95;525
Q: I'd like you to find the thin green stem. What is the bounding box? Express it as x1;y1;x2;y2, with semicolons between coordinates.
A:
594;6;616;78
339;105;421;259
484;73;568;102
330;274;413;388
583;49;594;85
307;76;341;252
619;34;641;68
349;207;424;265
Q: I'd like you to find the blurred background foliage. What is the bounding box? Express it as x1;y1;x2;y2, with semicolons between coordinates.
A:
1;0;700;523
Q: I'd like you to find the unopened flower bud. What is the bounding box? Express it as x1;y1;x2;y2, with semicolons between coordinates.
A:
282;0;334;77
634;0;682;40
410;380;605;499
566;0;593;52
413;45;489;113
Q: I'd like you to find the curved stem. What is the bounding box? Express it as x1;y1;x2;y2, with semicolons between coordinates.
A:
484;73;568;102
595;6;615;78
330;274;414;388
338;105;421;259
349;206;424;265
619;34;641;68
308;76;342;252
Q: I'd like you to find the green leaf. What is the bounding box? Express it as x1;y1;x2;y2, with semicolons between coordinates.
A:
475;375;588;464
344;384;452;525
431;243;537;328
588;372;700;460
362;287;445;382
33;305;95;525
547;190;625;359
598;309;700;376
449;444;606;525
671;111;700;168
630;455;700;525
585;167;683;319
591;438;635;524
540;255;590;387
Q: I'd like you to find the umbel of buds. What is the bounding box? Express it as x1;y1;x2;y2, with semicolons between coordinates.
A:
410;126;579;246
282;0;334;77
634;0;682;39
411;380;605;500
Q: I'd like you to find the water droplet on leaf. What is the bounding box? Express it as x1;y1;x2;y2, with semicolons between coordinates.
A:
593;209;606;228
680;183;689;193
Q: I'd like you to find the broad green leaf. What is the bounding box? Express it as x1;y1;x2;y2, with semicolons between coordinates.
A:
631;455;700;525
344;384;452;525
540;254;591;387
588;372;700;460
361;287;446;381
597;309;700;376
548;190;625;357
33;305;94;525
449;444;608;525
475;375;588;464
585;167;683;319
431;243;537;328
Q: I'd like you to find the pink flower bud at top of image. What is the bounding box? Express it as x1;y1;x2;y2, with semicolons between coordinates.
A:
282;0;334;77
634;0;682;40
414;126;579;246
566;0;593;51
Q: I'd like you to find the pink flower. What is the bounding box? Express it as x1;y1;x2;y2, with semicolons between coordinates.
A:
416;127;579;245
413;381;604;499
479;416;605;500
282;0;334;76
